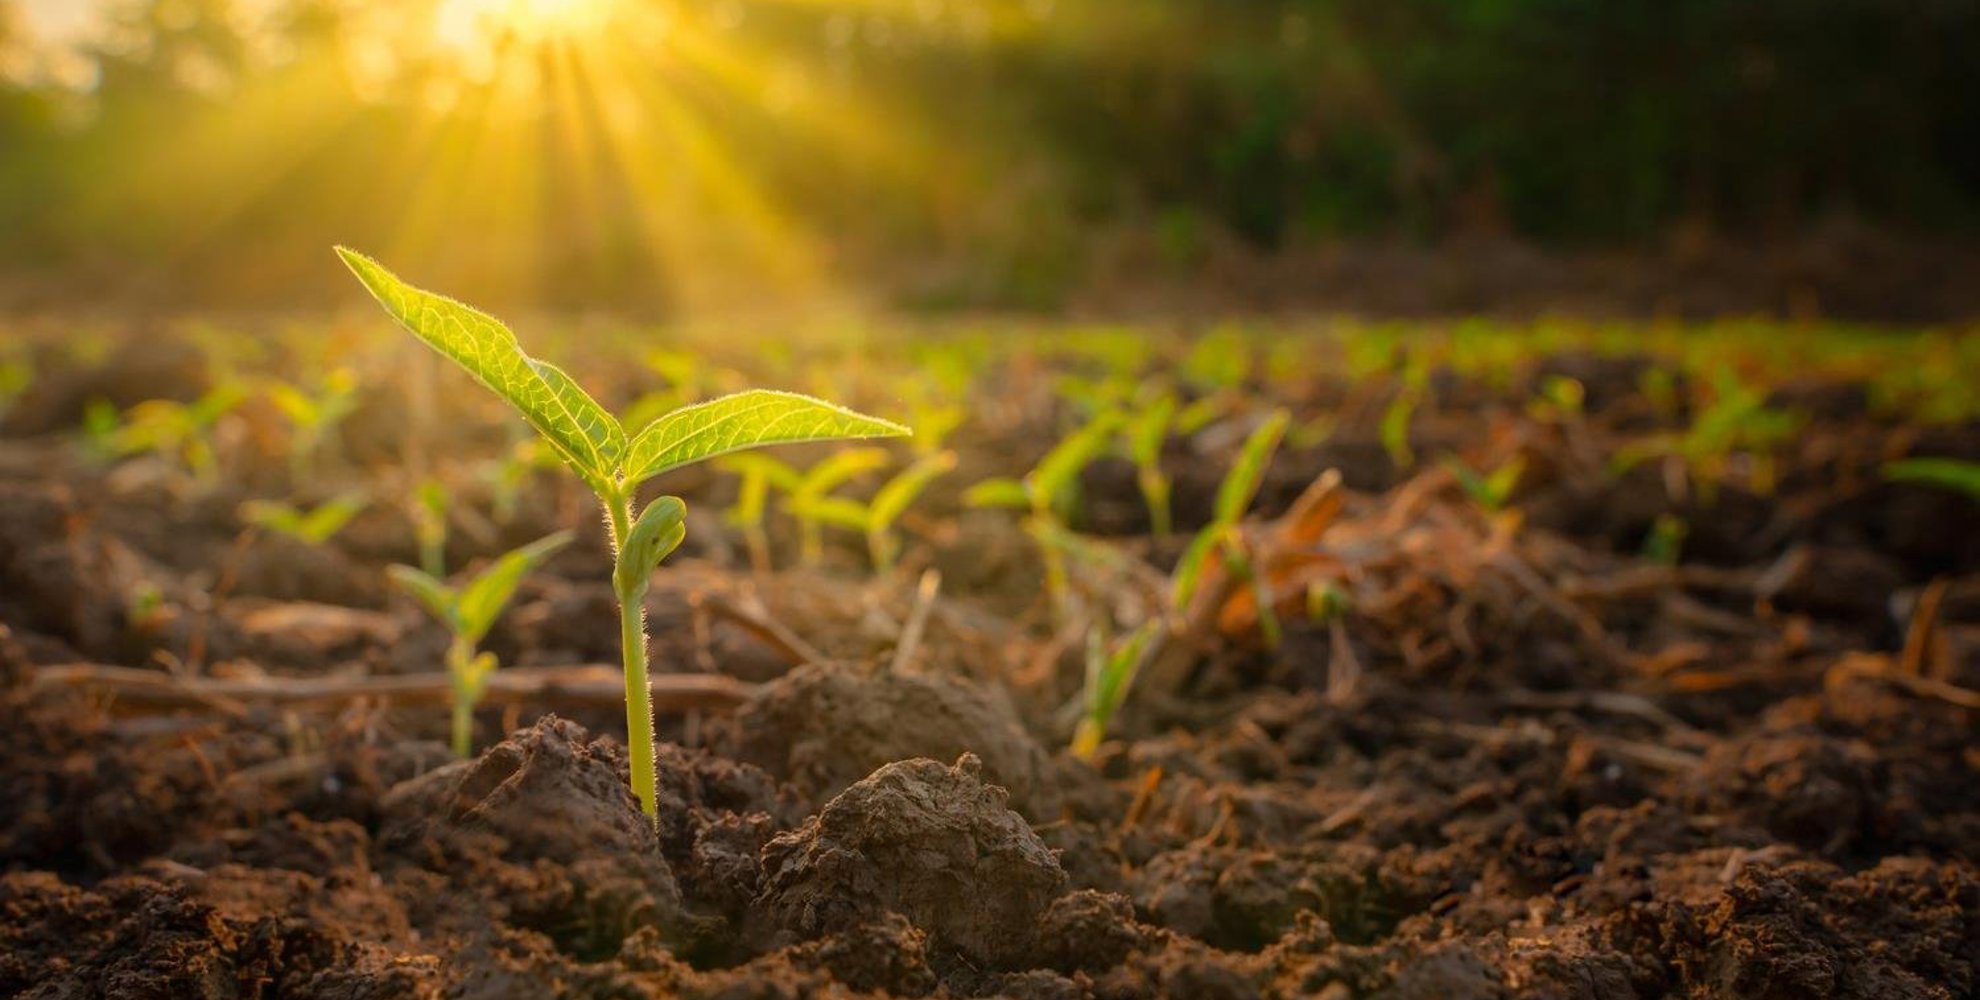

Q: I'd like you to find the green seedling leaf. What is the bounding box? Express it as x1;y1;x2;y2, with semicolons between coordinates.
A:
1171;522;1225;613
456;530;573;644
1884;457;1980;500
336;248;624;486
1126;392;1176;469
388;563;458;626
964;477;1031;509
1214;409;1290;525
241;493;366;545
1029;413;1122;513
1381;391;1417;469
622;390;907;487
794;495;871;531
1073;621;1160;760
870;450;957;533
717;452;801;527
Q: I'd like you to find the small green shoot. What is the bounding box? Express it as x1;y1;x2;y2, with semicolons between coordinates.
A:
107;384;248;490
413;476;450;578
265;368;358;484
339;248;907;821
1172;409;1291;646
714;452;802;573
1642;513;1688;566
1380;388;1418;470
1124;391;1177;537
389;531;573;756
787;447;890;566
965;414;1121;619
1883;457;1980;502
241;493;367;546
1443;454;1525;512
1072;622;1159;761
798;450;957;572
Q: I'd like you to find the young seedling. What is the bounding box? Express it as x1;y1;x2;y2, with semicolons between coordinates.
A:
338;248;907;821
389;531;573;756
240;493;367;546
1123;391;1177;538
797;450;958;573
966;414;1122;620
1072;622;1159;760
1642;513;1689;566
1443;454;1525;513
1172;409;1291;647
265;368;358;484
108;384;248;490
714;452;802;573
412;476;450;578
1379;387;1418;470
787;447;890;566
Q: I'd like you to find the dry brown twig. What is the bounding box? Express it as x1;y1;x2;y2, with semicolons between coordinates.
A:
32;662;758;716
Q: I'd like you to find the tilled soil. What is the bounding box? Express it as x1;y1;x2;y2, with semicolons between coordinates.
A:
1;343;1977;999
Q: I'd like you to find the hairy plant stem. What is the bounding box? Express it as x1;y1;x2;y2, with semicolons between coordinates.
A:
604;489;660;823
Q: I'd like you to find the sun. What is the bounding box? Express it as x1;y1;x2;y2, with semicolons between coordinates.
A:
435;0;620;51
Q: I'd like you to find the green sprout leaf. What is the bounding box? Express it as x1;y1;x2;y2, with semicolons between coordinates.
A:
336;247;623;487
241;493;367;546
1884;457;1980;501
870;450;957;533
1028;413;1122;514
1214;409;1290;524
387;563;457;626
964;477;1031;509
622;390;907;488
456;530;573;644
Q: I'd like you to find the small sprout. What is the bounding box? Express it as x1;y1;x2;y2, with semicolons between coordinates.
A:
104;384;249;489
125;581;166;630
788;447;890;566
265;368;359;484
1181;325;1252;392
1883;457;1980;501
1527;375;1586;423
1123;391;1177;538
1443;454;1525;512
390;531;573;756
241;492;367;546
413;477;450;578
339;248;907;821
80;398;122;463
1305;580;1352;623
1072;622;1160;761
966;414;1121;619
1379;388;1418;470
714;452;801;573
1172;409;1291;643
798;450;958;573
1642;513;1688;566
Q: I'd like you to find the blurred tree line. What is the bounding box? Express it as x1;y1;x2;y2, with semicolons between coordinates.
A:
1;0;1976;310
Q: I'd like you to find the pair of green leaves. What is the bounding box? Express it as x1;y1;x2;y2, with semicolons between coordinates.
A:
241;493;367;545
389;531;573;651
336;248;908;500
965;412;1123;516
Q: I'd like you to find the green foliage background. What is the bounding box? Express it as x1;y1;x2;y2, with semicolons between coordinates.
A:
1;0;1975;309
